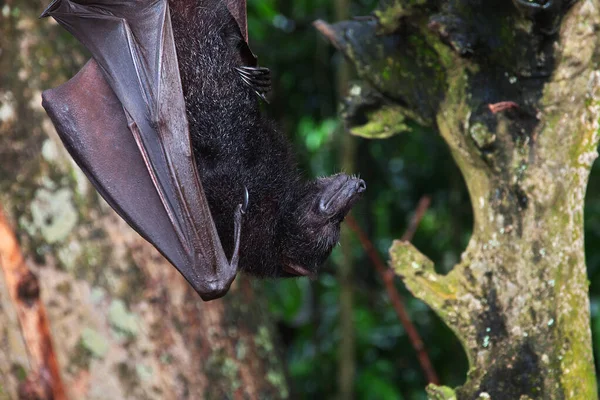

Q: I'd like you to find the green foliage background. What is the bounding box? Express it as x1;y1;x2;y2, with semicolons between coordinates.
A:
247;0;600;398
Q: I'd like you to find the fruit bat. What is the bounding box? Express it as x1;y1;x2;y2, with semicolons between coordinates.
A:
40;0;365;300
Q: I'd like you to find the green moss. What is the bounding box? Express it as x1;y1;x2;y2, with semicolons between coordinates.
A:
57;241;83;271
254;325;274;355
426;384;457;400
69;163;91;201
420;28;462;72
247;319;289;398
266;370;289;399
390;240;477;372
336;0;600;397
135;363;153;382
374;0;426;34
29;187;78;244
222;359;240;390
235;339;247;360
469;123;496;149
389;241;455;303
350;106;410;139
557;256;597;399
337;23;447;121
41;139;60;163
11;363;27;382
80;327;109;359
108;299;139;337
205;349;241;395
90;287;106;304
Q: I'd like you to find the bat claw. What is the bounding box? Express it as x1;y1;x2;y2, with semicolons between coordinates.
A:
235;66;271;102
241;186;249;214
229;196;245;272
40;0;60;18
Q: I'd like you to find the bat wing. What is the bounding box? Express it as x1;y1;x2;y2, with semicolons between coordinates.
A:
41;0;244;300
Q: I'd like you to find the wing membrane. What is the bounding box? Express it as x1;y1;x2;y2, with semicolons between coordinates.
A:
42;0;243;299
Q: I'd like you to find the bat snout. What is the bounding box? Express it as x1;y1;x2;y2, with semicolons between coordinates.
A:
317;174;366;217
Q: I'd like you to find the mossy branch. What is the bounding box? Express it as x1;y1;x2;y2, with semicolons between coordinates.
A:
320;0;600;397
389;241;452;312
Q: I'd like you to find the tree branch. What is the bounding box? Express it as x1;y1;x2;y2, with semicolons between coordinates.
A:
346;196;439;385
400;196;431;242
321;0;600;396
0;208;66;400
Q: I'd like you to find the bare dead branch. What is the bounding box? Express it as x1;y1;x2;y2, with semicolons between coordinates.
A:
400;196;432;242
346;196;438;385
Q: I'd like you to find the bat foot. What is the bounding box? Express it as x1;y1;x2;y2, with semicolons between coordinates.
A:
235;66;271;102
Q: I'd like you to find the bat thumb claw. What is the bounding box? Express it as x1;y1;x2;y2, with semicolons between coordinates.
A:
241;186;249;214
40;0;60;19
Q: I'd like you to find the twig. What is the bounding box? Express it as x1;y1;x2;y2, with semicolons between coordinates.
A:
488;101;519;114
0;208;66;400
346;196;439;385
401;197;431;242
313;20;342;50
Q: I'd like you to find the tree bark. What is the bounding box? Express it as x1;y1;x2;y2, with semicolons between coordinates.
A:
317;0;600;398
0;1;289;399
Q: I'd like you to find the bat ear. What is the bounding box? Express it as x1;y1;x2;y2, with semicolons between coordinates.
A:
224;0;248;41
222;0;260;67
237;37;259;67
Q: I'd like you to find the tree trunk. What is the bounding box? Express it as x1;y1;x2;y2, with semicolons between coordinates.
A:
334;0;357;398
317;0;600;398
0;1;289;399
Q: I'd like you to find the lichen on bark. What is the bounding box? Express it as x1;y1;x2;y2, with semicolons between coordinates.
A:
0;1;289;398
318;0;600;397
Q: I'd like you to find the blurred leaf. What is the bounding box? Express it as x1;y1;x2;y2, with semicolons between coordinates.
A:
357;361;405;400
266;279;308;324
298;117;338;152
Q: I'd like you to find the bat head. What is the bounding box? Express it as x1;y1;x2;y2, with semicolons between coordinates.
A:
280;173;366;278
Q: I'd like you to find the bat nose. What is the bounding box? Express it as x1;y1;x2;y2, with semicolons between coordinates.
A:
356;179;366;193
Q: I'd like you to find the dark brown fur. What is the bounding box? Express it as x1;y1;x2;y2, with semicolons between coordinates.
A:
171;0;365;277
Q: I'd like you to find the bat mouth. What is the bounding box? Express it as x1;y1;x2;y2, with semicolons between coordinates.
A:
283;264;317;279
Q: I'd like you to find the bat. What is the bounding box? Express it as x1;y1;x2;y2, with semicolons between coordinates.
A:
40;0;365;300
